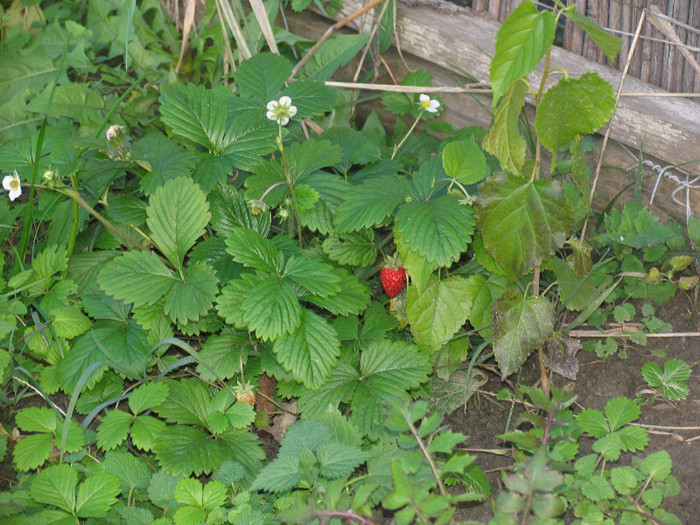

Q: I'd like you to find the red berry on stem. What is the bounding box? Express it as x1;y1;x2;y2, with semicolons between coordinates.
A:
381;266;406;298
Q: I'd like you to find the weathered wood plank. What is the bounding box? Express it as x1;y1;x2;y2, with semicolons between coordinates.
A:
284;4;700;223
332;0;700;180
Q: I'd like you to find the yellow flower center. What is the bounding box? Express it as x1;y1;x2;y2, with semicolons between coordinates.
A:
421;100;432;109
9;179;19;190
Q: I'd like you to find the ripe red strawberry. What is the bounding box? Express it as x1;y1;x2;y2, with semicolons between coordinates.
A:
381;265;406;298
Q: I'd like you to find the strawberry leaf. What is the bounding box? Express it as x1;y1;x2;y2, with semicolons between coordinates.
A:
274;309;341;389
406;275;474;353
395;194;475;268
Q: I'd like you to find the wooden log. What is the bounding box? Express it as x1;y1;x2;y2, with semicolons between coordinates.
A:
682;1;700;93
598;0;610;65
671;0;690;93
608;0;623;69
629;0;643;79
650;0;668;87
584;0;600;61
284;2;700;222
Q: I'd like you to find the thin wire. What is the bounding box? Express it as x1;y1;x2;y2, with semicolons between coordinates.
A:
620;144;700;225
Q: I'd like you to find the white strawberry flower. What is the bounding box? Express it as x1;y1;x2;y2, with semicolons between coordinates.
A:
2;171;21;201
105;124;124;141
266;96;297;126
418;93;440;113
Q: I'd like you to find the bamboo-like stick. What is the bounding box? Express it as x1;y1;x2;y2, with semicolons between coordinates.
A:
580;8;647;246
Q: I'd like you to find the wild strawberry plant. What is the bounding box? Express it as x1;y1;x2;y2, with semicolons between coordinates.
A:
0;0;690;523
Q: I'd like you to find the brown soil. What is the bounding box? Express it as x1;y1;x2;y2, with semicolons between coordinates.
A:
450;291;700;524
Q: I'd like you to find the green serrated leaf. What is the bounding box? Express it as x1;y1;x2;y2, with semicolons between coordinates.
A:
490;2;555;105
75;473;121;518
322;230;377;267
96;410;133;451
30;464;77;513
316;441;367;479
104;451;152;492
640;359;691;400
50;306;91;339
129;382;170;415
406;275;474;353
163;262;218;325
640;450;672;481
154;425;224;476
394;228;435;293
568;10;621;62
274;309;340;388
477;172;574;279
535;73;615;161
302;33;370;81
442;137;487;185
225;227;283;273
131;415;166;452
147;177;210;270
13;433;54;471
209;184;271;238
604;396;641;432
284;256;341;297
250;453;301;493
241;278;302;340
492;289;555;379
236;53;292;106
16;407;57;433
334;175;411;232
98;250;175;308
395;194;474;267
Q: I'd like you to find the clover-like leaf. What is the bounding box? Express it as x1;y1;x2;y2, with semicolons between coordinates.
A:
640;359;691;400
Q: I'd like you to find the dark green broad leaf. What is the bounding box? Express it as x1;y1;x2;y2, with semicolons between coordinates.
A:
146;176;211;271
395;194;474;267
476;172;574;280
322;230;377;267
298;341;431;438
28;83;105;125
302;33;370;81
274;309;341;389
547;256;600;312
221;107;278;171
154;425;225;476
159;84;230;152
58;320;152;392
568;11;621;62
210;184;270;238
535;73;615;161
569;136;591;212
163;262;218;325
490;2;555;105
482;79;528;175
406;275;475;353
97;251;174;308
283;80;339;119
284;139;343;183
132;131;196;195
442;137;488;185
302;269;371;316
216;273;263;329
334;175;412;232
241;278;302;340
492;289;555;379
283;256;341;298
236;53;292;106
225;227;283;273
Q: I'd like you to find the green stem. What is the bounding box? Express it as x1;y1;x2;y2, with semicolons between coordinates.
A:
63;174;80;279
391;109;425;160
406;416;447;496
48;186;148;250
278;128;303;246
15;36;71;274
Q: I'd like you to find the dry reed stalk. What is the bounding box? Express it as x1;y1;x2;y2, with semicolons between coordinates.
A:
249;0;279;54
